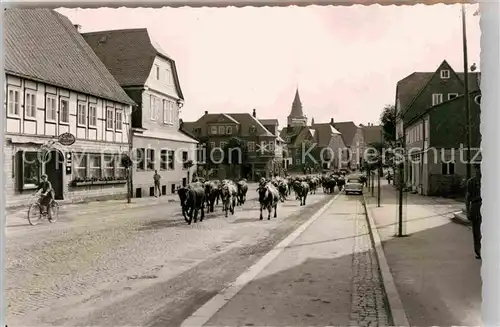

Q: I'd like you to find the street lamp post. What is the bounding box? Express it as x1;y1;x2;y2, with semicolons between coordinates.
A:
462;3;472;182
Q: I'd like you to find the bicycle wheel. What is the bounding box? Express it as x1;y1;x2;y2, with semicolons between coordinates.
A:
49;201;59;223
27;203;43;226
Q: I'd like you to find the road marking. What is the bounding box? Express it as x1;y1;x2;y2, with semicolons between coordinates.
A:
180;191;343;327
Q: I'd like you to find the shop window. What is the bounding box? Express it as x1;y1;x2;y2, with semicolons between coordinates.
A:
74;153;88;179
89;154;101;178
17;151;41;190
103;154;115;178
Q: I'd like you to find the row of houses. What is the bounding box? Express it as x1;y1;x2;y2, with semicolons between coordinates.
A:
4;8;198;208
395;60;481;197
180;88;383;180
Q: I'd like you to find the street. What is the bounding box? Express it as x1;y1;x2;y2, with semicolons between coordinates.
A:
5;188;381;326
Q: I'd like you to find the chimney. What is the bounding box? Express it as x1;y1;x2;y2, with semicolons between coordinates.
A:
330;118;334;126
311;117;315;125
74;24;82;32
204;110;208;115
252;108;256;118
359;124;364;127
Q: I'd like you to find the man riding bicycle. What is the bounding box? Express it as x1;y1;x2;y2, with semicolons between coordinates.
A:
35;174;55;220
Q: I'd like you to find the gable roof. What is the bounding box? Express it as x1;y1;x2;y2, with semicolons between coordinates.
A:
312;123;342;147
396;60;481;113
333;121;359;146
82;28;184;100
259;119;279;126
4;8;135;106
185;112;275;137
362;125;383;146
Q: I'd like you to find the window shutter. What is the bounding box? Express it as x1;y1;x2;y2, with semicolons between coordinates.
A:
15;151;24;191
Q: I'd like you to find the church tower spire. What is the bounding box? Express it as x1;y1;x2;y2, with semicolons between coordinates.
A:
287;88;307;127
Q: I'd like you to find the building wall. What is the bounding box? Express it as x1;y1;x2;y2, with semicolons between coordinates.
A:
132;136;197;196
5;75;130;143
5;75;132;208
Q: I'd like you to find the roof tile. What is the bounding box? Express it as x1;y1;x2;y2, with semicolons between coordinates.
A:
4;8;135;105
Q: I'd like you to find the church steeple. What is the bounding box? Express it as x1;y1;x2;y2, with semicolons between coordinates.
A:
287;88;307;127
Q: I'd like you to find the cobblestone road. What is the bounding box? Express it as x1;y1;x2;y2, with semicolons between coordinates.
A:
5;189;335;326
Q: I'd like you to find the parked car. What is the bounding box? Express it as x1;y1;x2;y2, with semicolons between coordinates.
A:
345;175;363;195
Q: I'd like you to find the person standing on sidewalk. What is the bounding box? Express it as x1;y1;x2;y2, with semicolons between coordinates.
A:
153;170;161;197
466;163;482;259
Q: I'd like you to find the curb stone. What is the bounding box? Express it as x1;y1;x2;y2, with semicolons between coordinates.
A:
362;193;410;327
451;211;472;227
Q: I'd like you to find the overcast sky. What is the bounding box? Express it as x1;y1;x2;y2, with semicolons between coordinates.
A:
57;4;480;127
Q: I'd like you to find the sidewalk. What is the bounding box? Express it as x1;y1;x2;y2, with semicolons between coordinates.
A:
364;181;482;326
183;193;389;327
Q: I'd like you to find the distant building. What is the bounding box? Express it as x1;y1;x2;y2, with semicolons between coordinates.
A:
181;109;284;180
394;60;481;196
4;9;136;208
82;28;198;196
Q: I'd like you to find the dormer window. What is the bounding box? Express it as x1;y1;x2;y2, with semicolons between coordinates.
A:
440;70;450;79
226;126;232;134
218;126;225;134
448;93;459;100
210;126;217;134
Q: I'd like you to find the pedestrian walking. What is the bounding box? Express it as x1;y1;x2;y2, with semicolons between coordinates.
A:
153;170;161;197
466;163;482;259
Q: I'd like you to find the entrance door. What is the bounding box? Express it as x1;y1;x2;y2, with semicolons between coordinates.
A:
45;150;64;200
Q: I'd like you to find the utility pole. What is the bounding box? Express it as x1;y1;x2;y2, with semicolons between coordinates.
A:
377;129;383;207
371;169;375;197
462;3;472;182
127;116;133;204
398;161;404;236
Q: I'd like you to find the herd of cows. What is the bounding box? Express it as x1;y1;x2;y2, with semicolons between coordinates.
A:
177;172;357;225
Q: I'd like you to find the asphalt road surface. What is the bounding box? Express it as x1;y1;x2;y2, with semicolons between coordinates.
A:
5;188;336;326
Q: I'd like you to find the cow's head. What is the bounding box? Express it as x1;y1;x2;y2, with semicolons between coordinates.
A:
257;184;270;202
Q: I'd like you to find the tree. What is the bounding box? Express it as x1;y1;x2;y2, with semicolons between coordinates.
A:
380;104;397;145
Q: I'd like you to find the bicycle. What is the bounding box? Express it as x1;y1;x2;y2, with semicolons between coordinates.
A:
27;194;60;226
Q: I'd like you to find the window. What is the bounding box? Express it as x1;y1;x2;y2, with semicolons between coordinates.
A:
169;101;175;124
8;88;20;116
210;142;216;149
74;153;87;178
46;94;57;121
432;93;443;106
448;93;459;100
22;152;41;187
220;141;227;149
160;150;168;170
146;149;155;170
182;151;188;169
150;95;156;120
88;104;97;127
226;126;232;134
60;98;69;123
440;70;450;79
25;90;36;118
77;102;87;126
163;100;169;124
441;162;455;175
115;110;123;131
116;154;126;179
89;154;101;178
106;107;114;129
247;141;255;152
136;148;145;170
167;150;175;170
103;154;115;177
155;65;160;80
425;119;429;139
269;141;274;151
474;95;481;105
165;69;172;85
210;126;217;134
219;126;225;134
